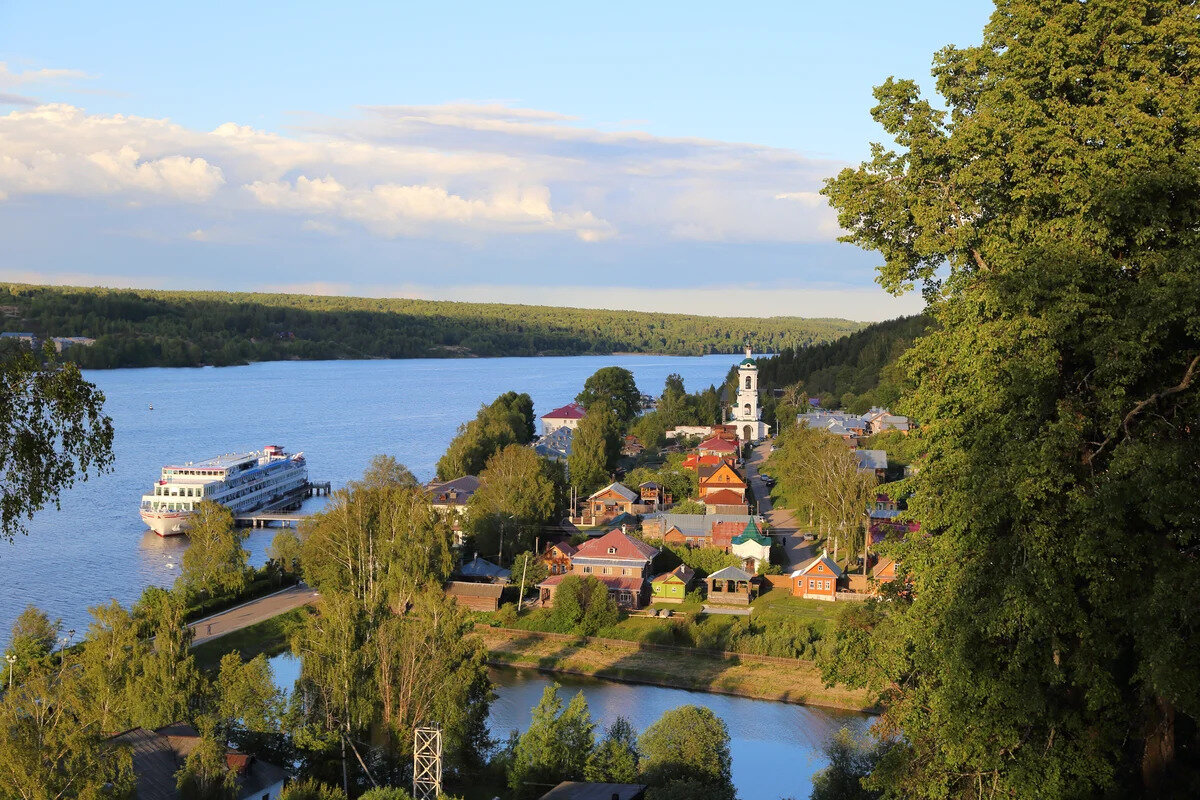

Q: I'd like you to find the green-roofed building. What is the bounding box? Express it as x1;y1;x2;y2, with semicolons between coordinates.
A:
730;520;772;573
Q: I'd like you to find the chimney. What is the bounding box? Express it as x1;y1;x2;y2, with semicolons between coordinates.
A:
622;524;627;534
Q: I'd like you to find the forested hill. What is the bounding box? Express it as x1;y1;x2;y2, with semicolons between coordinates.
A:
754;313;930;412
0;283;865;369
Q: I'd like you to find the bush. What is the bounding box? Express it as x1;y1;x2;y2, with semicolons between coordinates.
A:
550;575;620;636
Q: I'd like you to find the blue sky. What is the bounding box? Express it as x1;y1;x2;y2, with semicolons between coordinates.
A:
0;1;994;320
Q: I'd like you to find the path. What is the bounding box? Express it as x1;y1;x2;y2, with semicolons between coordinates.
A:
190;583;319;647
744;440;816;569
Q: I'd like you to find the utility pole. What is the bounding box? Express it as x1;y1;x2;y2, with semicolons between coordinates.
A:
517;553;529;612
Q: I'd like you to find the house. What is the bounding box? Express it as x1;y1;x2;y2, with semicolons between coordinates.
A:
641;513;762;550
681;453;723;471
534;427;574;462
873;556;898;584
621;435;645;457
698;436;740;459
108;723;287;800
698;462;748;501
537;529;658;609
730;521;772;572
0;332;36;346
791;549;845;601
542;540;577;575
665;425;717;441
576;482;639;526
853;449;888;480
863;406;911;434
445;580;505;612
846;555;900;595
456;554;511;584
705;565;758;605
638;481;668;510
650;564;695;603
538;782;647;800
703;488;749;515
427;475;480;516
541;402;586;435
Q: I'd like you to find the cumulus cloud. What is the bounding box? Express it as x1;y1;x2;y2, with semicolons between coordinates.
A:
0;99;844;246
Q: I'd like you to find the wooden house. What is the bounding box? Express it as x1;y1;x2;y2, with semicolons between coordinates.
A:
650;565;695;603
542;540;577;575
537;530;658;609
698;462;748;501
705;565;758;605
444;581;505;612
702;488;749;515
638;481;668;510
574;482;639;527
791;550;844;601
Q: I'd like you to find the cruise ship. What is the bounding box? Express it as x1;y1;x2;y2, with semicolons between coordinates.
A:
139;445;309;536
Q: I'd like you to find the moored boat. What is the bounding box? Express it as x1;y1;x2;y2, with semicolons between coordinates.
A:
139;445;308;536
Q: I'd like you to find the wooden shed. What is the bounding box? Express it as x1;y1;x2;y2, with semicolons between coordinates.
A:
445;581;505;612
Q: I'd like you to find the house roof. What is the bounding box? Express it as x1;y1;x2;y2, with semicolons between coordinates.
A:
645;512;760;538
854;449;888;471
538;574;644;593
710;520;745;549
588;482;639;502
458;555;512;581
542;402;586;420
699;436;739;452
652;564;695;585
538;781;648;800
575;529;658;562
703;489;746;506
545;540;578;556
700;463;746;488
428;475;481;505
708;565;755;582
873;557;898;578
535;427;574;458
446;581;505;598
793;549;845;579
731;520;771;546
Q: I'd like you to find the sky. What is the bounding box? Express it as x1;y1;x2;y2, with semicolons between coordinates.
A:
0;1;994;321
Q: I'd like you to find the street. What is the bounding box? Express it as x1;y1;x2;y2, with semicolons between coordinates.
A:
189;582;319;647
744;439;815;569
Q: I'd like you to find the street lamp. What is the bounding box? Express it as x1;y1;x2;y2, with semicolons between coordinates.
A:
58;629;76;666
5;654;15;690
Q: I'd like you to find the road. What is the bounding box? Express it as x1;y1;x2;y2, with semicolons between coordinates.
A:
190;582;319;647
744;440;816;569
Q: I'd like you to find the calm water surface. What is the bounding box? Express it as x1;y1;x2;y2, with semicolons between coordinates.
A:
267;654;870;800
1;355;739;640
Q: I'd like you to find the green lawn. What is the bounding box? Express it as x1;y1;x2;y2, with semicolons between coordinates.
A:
191;607;309;670
751;588;842;631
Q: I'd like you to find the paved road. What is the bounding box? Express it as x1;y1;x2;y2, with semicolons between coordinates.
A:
190;583;319;647
744;440;816;569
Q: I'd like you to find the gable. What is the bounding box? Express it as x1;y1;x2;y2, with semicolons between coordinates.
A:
702;463;745;486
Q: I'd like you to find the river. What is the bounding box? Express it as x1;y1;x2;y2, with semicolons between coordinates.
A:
268;654;870;800
1;354;742;640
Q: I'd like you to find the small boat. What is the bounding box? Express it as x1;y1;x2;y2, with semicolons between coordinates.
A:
148;403;154;410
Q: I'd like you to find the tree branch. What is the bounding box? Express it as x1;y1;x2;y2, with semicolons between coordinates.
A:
1087;353;1200;464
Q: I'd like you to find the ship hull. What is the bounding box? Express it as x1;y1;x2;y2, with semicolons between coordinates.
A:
141;510;191;537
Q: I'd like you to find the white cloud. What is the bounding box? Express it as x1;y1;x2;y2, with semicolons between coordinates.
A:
0;62;92;87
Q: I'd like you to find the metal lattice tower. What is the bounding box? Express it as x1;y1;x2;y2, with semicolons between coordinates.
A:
413;725;443;800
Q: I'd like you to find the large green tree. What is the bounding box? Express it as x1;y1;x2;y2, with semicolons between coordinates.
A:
507;684;595;799
567;403;621;494
821;1;1200;796
638;705;734;800
577;367;641;424
0;344;113;542
468;444;563;557
179;501;249;599
436;393;536;481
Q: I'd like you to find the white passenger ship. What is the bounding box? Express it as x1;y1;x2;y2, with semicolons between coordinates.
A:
139;445;308;536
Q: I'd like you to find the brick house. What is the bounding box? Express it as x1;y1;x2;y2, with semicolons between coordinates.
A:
538;530;659;609
791;549;844;601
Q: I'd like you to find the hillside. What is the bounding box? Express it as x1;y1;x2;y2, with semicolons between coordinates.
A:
753;314;930;413
0;283;865;368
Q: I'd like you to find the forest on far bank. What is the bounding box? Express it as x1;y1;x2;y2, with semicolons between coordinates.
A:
0;283;865;369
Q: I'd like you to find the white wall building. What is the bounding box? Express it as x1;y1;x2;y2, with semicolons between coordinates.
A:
730;345;771;443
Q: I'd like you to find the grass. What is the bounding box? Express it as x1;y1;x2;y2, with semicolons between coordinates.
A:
191;607;309;670
751;588;842;632
477;626;875;712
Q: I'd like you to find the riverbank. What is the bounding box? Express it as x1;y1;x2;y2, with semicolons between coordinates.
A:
477;625;876;713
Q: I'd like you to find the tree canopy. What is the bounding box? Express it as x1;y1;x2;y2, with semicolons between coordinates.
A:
577;367;642;424
821;1;1200;796
436;393;536;481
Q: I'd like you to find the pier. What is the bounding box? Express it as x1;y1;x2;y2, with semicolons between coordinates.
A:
234;480;332;528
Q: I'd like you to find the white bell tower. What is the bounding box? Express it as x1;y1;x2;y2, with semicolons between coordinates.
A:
731;344;770;443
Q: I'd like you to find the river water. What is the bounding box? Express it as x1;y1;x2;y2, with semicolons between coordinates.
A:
1;354;742;640
267;654;870;800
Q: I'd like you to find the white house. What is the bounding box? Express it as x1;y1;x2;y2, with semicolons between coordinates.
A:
541;402;586;435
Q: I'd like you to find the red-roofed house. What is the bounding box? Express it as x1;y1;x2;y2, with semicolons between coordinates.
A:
682;453;723;471
699;463;748;501
543;540;577;575
537;530;659;609
702;489;749;515
541;402;586;435
698;436;740;459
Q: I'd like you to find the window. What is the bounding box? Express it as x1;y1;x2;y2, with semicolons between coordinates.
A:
745;376;752;389
583;566;592;574
808;579;815;588
622;568;629;576
607;547;617;554
602;567;611;574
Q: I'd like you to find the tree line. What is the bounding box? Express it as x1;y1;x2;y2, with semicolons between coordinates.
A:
0;283;863;368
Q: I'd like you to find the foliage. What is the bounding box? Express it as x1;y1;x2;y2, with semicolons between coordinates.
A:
0;282;863;368
506;684;595;799
469;444;561;530
1;604;60;687
667;499;706;515
548;575;620;636
660;545;740;579
130;587;201;729
585;716;640;783
809;728;886;800
763;424;875;560
279;778;349;800
0;656;135;799
176;724;239;800
753;315;929;415
577;366;642;424
820;1;1200;796
510;551;549;594
214;652;284;734
0;343;113;542
625;454;697;507
178;501;250;599
436;393;536;481
567;402;621;493
358;789;414;800
638;705;734;800
267;529;303;575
